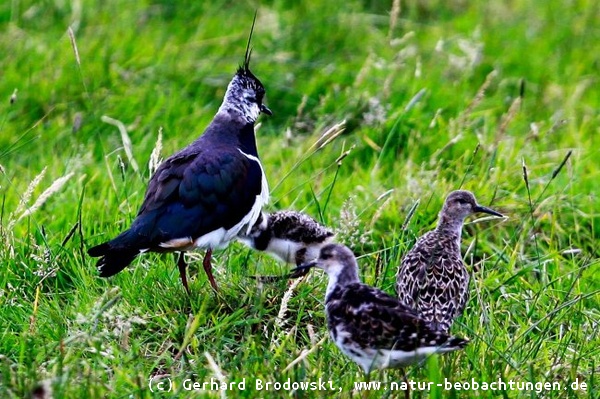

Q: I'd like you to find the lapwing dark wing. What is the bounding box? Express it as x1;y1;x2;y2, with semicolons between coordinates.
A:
88;16;272;293
396;190;503;332
292;244;469;374
238;210;334;268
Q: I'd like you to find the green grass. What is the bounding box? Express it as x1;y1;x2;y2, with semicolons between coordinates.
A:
1;0;599;398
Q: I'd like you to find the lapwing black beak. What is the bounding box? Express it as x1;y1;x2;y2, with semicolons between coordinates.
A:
473;205;503;218
288;260;317;279
260;104;272;116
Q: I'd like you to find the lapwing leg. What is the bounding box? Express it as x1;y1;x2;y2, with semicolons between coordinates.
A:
177;252;191;295
202;248;219;292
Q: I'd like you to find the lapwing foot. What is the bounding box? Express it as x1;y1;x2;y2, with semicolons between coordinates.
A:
177;252;191;296
203;248;219;292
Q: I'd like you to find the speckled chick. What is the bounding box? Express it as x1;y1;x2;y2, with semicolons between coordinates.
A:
238;210;335;266
294;244;469;374
396;190;503;333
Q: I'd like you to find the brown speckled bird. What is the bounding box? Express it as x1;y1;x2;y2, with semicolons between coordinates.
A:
293;244;469;374
238;210;334;266
396;190;503;333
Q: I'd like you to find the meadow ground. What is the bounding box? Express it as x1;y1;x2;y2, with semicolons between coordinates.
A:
1;1;598;398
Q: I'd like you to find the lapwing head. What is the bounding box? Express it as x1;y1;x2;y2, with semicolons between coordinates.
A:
442;190;503;221
220;14;272;123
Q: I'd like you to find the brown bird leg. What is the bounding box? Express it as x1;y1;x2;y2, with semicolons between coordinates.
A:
402;368;410;399
177;252;191;295
203;248;219;292
361;372;370;399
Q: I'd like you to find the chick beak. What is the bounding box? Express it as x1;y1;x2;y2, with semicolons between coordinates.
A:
288;260;317;279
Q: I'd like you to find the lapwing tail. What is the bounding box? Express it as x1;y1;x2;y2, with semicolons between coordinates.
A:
88;230;144;277
87;242;110;257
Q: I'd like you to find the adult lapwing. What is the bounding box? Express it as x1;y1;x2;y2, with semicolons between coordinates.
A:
88;19;271;293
